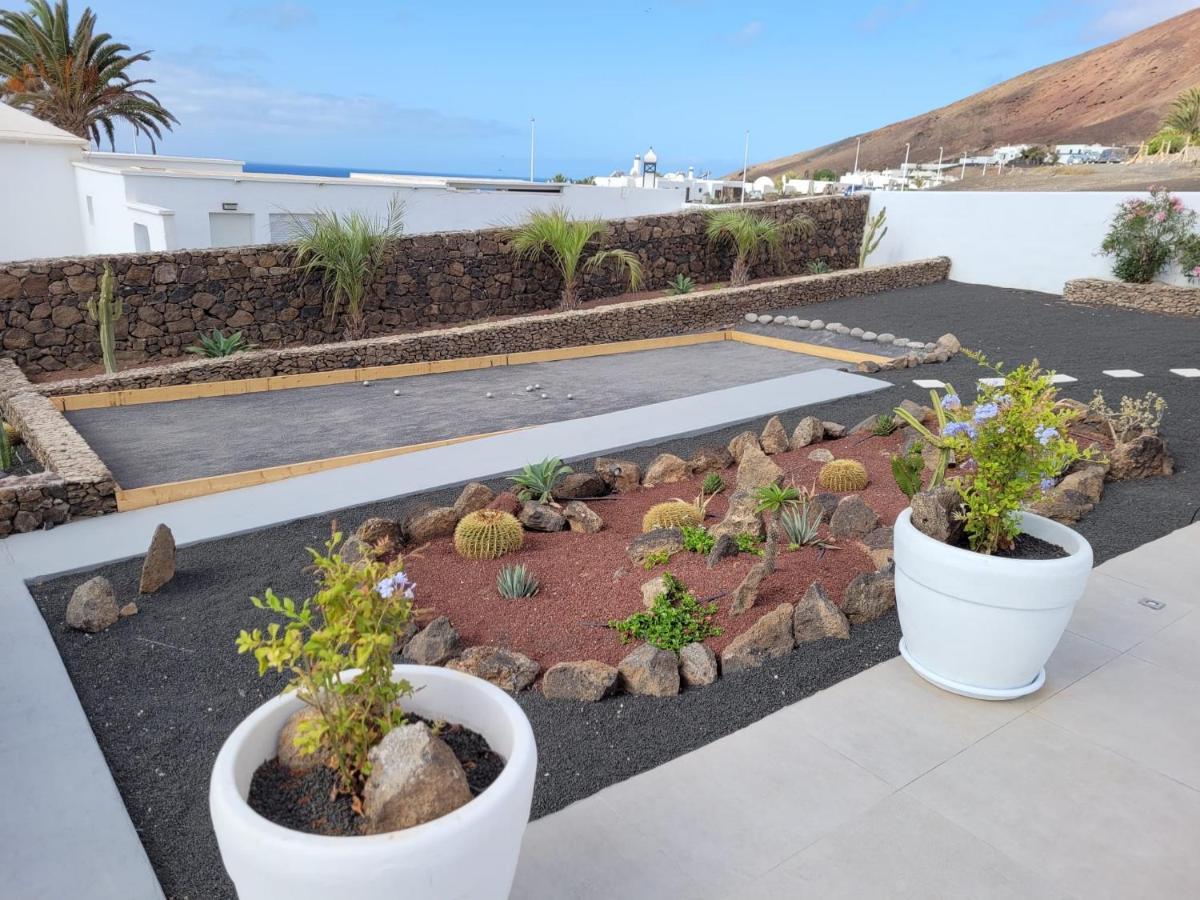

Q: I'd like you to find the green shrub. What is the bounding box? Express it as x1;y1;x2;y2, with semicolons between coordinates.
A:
1099;188;1198;283
807;259;829;274
236;533;415;797
641;548;672;570
497;563;539;599
1087;390;1167;443
680;523;715;555
186;328;251;358
608;573;721;651
735;532;763;556
872;413;897;436
890;444;924;499
508;457;572;503
701;472;725;496
813;168;837;181
0;419;12;471
665;273;695;295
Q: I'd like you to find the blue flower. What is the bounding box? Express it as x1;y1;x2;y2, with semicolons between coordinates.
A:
995;393;1013;406
1034;425;1059;446
1040;477;1056;492
377;572;415;600
940;393;961;411
942;421;976;439
973;402;999;422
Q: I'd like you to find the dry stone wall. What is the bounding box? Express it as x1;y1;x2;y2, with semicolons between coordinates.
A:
43;258;950;397
1063;278;1200;317
2;196;867;376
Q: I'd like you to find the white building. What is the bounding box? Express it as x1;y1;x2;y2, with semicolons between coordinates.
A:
0;103;691;263
593;148;745;203
1055;143;1122;165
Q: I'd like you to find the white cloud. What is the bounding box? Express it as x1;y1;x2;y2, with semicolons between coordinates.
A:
228;2;316;30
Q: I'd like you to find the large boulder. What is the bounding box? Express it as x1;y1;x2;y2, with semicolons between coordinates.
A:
594;457;640;493
842;568;896;625
711;489;763;540
710;446;780;540
935;333;961;355
1108;433;1174;480
139;523;176;594
679;643;718;687
542;660;619;701
627;528;684;565
407;506;459;544
446;646;539;693
793;582;850;642
552;472;609;500
910;484;964;544
727;431;762;462
66;576;120;633
689;445;733;476
720;604;795;675
519;502;567;532
402;616;462;665
734;444;783;495
617;643;680;696
642;453;691;487
563;500;603;534
790;416;824;448
452;482;495;519
362;722;472;834
829;495;880;540
729;561;768;615
759;416;790;454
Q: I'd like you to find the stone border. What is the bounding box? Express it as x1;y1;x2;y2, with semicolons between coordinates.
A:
0;359;116;535
41;259;950;398
1063;278;1200;317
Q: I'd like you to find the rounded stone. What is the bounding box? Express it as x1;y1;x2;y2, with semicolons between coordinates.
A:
772;315;787;325
486;392;493;398
567;393;574;400
825;322;841;331
362;381;370;386
540;393;548;399
837;325;852;334
861;331;877;341
893;337;910;347
756;314;772;324
525;385;533;391
906;341;925;350
796;319;811;328
744;313;757;322
393;389;401;396
877;333;896;343
924;342;937;351
850;327;864;337
809;319;825;329
534;384;541;389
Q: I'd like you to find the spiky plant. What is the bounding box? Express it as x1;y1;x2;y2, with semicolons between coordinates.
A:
454;510;524;560
508;208;644;309
818;459;869;492
507;457;572;504
642;500;703;533
1163;86;1200;141
705;209;814;286
665;273;695;295
753;483;800;574
890;444;924;500
807;259;829;274
780;493;824;550
859;207;887;267
700;472;724;496
871;414;898;436
497;564;539;599
85;261;120;374
0;418;12;471
185;328;251;358
289;197;404;337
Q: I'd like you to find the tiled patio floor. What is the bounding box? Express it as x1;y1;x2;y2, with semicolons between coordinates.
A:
513;523;1200;899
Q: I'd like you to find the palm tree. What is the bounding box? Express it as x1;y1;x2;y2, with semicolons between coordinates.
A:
0;0;176;149
509;208;644;309
289;198;405;338
705;208;814;287
1163;86;1200;141
753;483;801;575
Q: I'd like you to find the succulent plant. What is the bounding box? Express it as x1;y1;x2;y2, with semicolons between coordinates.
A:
454;510;524;559
497;563;539;599
85;262;122;375
642;500;704;533
701;472;725;496
818;459;870;492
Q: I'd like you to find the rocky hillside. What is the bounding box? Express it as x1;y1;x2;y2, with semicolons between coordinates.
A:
743;8;1200;180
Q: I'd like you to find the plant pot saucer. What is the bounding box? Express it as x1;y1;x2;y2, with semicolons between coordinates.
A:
899;637;1045;700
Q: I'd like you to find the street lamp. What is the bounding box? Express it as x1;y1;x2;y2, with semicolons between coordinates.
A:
853;137;861;178
529;117;536;183
740;130;750;205
902;142;911;190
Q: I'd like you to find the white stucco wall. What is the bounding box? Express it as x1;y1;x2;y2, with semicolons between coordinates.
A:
0;140;85;261
866;190;1200;294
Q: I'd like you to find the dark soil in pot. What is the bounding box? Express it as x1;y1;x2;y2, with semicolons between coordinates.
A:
951;532;1070;560
248;716;505;836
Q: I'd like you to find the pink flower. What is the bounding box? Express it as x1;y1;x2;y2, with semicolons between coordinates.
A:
1172;197;1184;211
1155;211;1167;222
1193;266;1200;276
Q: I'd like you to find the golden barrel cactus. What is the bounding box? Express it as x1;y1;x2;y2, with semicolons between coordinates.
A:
454;509;524;559
642;500;703;533
818;459;869;492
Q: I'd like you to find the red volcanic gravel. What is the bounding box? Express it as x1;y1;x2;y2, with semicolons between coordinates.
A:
401;432;910;672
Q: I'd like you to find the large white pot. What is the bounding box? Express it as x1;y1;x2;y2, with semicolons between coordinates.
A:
210;665;537;900
893;508;1093;700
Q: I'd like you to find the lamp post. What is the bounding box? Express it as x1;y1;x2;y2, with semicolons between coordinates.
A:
902;142;911;190
937;146;944;186
853;137;861;177
741;130;749;205
529;117;536;182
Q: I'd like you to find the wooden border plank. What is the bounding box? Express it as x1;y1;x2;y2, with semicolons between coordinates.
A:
726;329;890;364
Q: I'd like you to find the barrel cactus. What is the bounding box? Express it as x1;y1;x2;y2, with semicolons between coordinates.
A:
818;459;870;492
642;500;703;533
454;509;524;559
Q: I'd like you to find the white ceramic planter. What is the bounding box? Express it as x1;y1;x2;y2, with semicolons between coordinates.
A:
893;508;1093;700
210;665;537;900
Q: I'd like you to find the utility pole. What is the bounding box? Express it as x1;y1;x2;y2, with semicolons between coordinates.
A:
902;142;910;190
853;137;861;177
740;129;749;205
936;146;944;186
529;118;536;183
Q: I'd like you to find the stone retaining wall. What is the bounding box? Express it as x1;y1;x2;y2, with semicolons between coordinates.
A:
43;258;951;397
2;196;867;376
0;359;116;535
1063;278;1200;317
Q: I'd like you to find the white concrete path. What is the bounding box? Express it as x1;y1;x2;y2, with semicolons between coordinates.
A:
513;523;1200;899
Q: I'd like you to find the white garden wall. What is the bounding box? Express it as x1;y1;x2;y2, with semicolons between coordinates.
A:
867;190;1200;295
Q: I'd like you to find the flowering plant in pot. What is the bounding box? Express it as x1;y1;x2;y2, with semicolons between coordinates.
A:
209;534;536;900
891;355;1094;700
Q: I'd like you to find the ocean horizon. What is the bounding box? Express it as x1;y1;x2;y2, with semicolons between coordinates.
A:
244;161;536;181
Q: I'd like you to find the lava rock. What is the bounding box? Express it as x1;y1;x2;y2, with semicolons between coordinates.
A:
790;415;824;448
936;333;961;355
355;517;405;552
407;506;460;544
552;472;609;500
119;602;139;617
362;722;472;834
897;398;936;428
689;445;733;476
910;484;965;544
807;448;835;463
856;361;881;374
850;413;884;435
812;492;841;521
727;430;762;462
720;603;796;675
277;706;324;773
729;561;768;615
759;415;790;454
643;453;691;487
340;535;373;566
793;581;850;642
617;643;680;697
594;457;641;493
829;495;880;539
487;491;524;516
402;616;462;665
822;421;847;439
139;523;176;594
1108;433;1174;480
563;500;604;534
446;646;540;693
679;642;719;687
519;502;568;532
627;528;684;565
542;660;619;701
858;526;895;569
842;569;896;625
706;533;738;567
452;483;495;519
641;574;667;608
66;576;120;633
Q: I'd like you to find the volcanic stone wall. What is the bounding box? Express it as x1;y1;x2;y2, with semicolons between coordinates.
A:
1063;278;1200;317
1;195;867;376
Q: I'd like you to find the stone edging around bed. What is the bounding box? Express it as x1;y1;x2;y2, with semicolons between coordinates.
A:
39;258;950;397
1063;278;1200;317
0;359;116;535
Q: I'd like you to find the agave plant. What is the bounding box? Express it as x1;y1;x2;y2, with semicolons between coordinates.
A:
185;328;251;358
705;208;814;286
497;564;539;599
807;259;829;274
289;197;404;337
753;482;801;574
509;208;644;309
665;273;695;295
780;493;825;550
507;457;572;503
700;472;724;496
0;0;177;148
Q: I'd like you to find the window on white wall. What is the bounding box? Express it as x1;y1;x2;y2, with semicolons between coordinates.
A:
208;212;255;248
133;223;150;252
269;212;314;243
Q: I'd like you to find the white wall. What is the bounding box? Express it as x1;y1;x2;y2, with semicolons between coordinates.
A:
0;141;85;261
867;190;1200;294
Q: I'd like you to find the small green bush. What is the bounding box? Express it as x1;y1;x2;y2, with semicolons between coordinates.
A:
807;259;829;274
872;413;898;436
890;444;924;499
641;548;672;570
701;472;725;496
1100;188;1198;284
608;573;722;652
735;532;763;556
186;328;252;358
680;523;715;555
665;273;695;295
508;457;573;503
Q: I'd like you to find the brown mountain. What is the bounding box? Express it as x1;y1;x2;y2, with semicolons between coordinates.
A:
741;8;1200;180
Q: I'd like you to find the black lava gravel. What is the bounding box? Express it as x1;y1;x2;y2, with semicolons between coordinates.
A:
28;280;1198;898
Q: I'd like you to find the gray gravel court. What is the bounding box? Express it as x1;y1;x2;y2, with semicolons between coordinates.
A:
67;340;852;489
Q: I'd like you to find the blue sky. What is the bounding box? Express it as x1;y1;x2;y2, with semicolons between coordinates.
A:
80;0;1196;177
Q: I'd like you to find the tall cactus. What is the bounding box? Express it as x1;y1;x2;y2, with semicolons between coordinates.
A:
86;263;122;374
858;206;887;267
